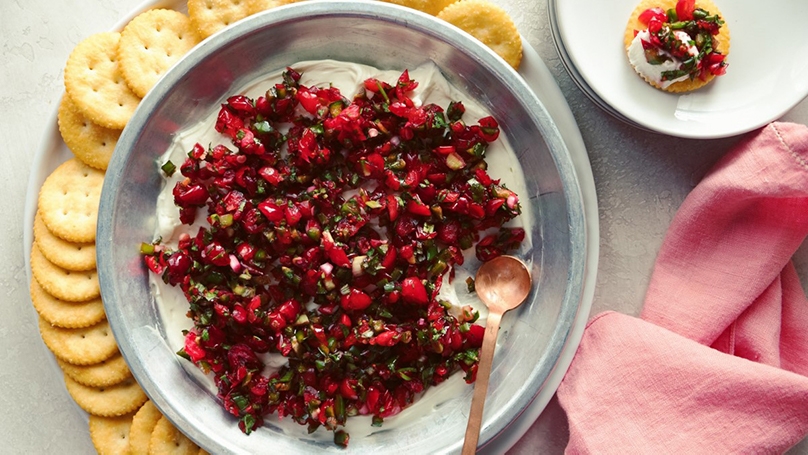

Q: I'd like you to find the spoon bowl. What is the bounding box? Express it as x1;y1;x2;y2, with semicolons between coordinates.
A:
462;255;532;454
474;255;533;313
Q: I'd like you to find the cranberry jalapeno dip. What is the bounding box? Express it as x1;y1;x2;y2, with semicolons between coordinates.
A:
141;60;529;447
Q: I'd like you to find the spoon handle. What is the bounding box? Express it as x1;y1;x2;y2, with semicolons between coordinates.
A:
462;309;504;455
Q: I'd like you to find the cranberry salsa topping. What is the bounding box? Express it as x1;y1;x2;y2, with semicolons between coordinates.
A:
635;0;727;83
141;65;524;446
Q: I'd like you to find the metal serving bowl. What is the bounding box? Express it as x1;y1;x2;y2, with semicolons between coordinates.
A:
98;1;587;453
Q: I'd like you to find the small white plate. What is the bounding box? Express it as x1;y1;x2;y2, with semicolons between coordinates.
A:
547;0;648;131
554;0;808;138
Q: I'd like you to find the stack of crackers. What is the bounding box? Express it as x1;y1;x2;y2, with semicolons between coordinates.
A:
380;0;524;68
33;5;213;455
29;1;522;453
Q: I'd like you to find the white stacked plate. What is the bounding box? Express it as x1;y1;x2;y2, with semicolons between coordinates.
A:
549;0;808;138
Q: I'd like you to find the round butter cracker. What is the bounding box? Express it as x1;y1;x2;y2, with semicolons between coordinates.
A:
130;400;163;455
90;413;136;455
380;0;459;16
30;278;105;329
437;0;522;69
149;416;200;455
30;243;99;302
38;316;118;365
37;158;104;244
624;0;730;92
64;32;141;129
119;9;202;98
33;210;96;272
57;353;132;388
187;0;255;39
246;0;299;14
57;94;120;171
187;0;298;39
65;374;148;417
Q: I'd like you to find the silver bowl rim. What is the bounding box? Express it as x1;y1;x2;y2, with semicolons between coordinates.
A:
98;1;588;452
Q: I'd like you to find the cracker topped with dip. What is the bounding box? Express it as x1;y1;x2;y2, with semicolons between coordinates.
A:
624;0;729;92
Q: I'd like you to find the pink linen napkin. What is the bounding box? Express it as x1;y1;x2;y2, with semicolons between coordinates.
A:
556;122;808;454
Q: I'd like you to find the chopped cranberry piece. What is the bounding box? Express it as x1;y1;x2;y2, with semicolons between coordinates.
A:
341;288;373;311
676;0;695;21
465;324;485;348
173;182;208;207
278;299;301;322
638;7;667;25
401;277;428;305
257;200;284;222
406;198;432;217
165;252;192;285
144;255;165;275
184;331;207;363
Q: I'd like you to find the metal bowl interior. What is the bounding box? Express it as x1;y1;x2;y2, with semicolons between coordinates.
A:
97;1;586;453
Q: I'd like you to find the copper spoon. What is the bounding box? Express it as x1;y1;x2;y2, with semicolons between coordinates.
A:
462;255;532;454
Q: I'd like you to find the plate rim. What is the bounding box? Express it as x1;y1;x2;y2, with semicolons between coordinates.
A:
553;0;808;139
